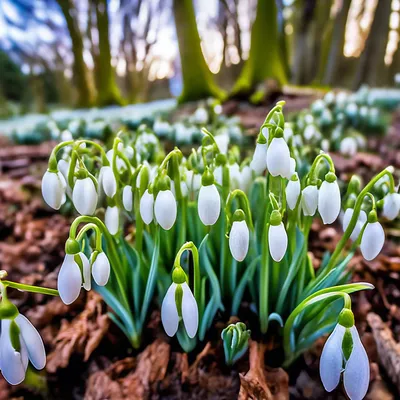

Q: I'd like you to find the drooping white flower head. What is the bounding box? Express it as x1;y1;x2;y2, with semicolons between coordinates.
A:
343;208;367;242
57;159;70;184
266;136;291;178
100;166;117;198
72;177;98;216
215;134;230;155
240;165;252;193
193;107;208;124
268;211;288;262
340;137;357;157
301;185;319;216
155;189;177;230
229;163;241;190
382;192;400;220
91;252;110;286
250;133;268;175
229;218;249;262
122;185;133;212
198;181;221;226
286;174;301;210
105;206;119;235
161;280;198;339
360;219;385;261
318;173;341;224
42;170;67;210
140;189;154;225
185;170;202;193
0;314;46;385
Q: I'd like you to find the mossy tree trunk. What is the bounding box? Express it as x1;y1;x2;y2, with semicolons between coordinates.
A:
173;0;225;103
56;0;94;108
92;0;123;106
231;0;287;98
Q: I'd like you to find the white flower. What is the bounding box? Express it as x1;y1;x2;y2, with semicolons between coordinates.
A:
240;166;252;192
250;142;268;175
72;177;98;215
215;134;229;154
360;221;384;261
57;252;91;304
122;185;133;212
91;252;110;286
140;189;154;224
286;175;301;210
266;137;291;178
229;163;241;190
161;282;198;338
318;179;341;224
304;125;316;141
198;184;221;226
301;185;319;216
57;159;70;183
214;166;223;186
320;324;369;400
193;107;208;124
0;314;46;385
106;149;124;170
340;137;357;157
382;193;400;220
229;220;249;262
42;170;67;210
186;170;202;193
343;208;367;241
268;223;288;262
154;190;177;230
105;206;119;235
100;166;117;198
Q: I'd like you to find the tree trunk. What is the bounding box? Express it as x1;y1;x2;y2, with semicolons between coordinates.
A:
353;0;392;89
231;0;287;98
92;0;123;106
173;0;225;103
56;0;94;108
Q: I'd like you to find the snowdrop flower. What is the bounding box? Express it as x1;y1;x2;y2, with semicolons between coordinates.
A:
343;208;367;242
283;124;293;141
250;138;268;175
360;213;384;261
301;185;319;216
286;174;301;210
266;132;291;178
140;189;154;224
240;165;252;192
0;314;46;385
268;211;288;262
320;309;369;400
106;149;124;170
91;251;110;286
42;170;67;210
161;269;198;338
340;137;358;157
318;173;341;224
215;134;229;154
346;103;358;118
198;171;221;226
57;159;70;183
382;192;400;220
155;189;177;230
122;185;133;212
229;212;249;262
72;176;98;215
229;163;242;190
304;124;317;141
100;166;117;198
193;107;208;124
105;206;119;235
185;170;202;193
58;250;90;304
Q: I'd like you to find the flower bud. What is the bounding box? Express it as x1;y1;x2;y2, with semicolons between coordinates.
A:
72;177;98;215
301;185;318;216
266;137;291;178
360;221;384;261
42;170;67;210
58;253;86;305
318;174;341;224
122;185;133;212
91;252;110;286
286;174;300;210
140;189;154;224
382;192;400;220
100;166;117;198
250;142;268;175
268;213;288;262
198;184;221;226
229;220;249;262
154;189;177;230
105;206;119;235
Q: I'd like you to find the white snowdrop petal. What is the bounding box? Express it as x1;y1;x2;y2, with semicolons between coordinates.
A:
266;137;291;178
101;166;117;198
382;193;400;220
161;283;179;337
343;209;367;242
230;163;241;190
57;159;70;183
240;166;252;192
302;185;319;216
0;319;27;385
140;190;154;224
15;314;46;370
105;206;119;235
268;223;288;262
58;254;82;305
320;324;345;392
181;283;199;339
229;221;249;262
80;252;91;291
122;186;133;212
92;252;111;286
154;190;177;230
198;184;221;226
41;171;66;210
250;143;268;175
340;137;357;157
286;177;300;210
72;177;98;215
343;326;370;400
215;134;229;154
318;180;341;224
360;222;384;261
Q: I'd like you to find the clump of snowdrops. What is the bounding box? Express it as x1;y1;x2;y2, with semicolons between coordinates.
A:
1;102;399;400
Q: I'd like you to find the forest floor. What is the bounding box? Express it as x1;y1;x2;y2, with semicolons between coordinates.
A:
0;98;400;399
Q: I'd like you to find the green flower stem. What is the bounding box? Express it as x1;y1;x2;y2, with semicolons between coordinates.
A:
260;224;270;334
159;148;183;171
307;153;335;184
75;223;102;250
76;139;109;165
323;168;394;275
226;190;254;230
201;128;220;152
67;150;79;188
47;140;75;172
2;281;59;296
260;102;285;132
